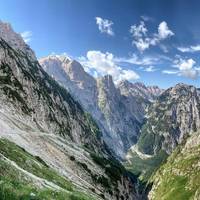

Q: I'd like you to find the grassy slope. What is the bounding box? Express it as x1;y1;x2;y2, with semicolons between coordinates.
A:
125;150;168;183
149;132;200;200
0;138;95;200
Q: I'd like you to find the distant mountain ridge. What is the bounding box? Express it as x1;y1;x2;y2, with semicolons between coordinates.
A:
118;80;164;101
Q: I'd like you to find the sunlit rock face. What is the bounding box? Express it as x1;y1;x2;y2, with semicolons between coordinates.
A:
40;55;162;158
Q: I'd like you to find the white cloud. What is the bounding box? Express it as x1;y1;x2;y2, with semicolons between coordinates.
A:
177;45;200;53
130;21;174;52
163;58;200;79
20;31;32;43
180;69;199;79
79;50;139;82
141;15;154;22
157;21;174;39
177;58;195;71
175;58;199;79
130;21;150;52
162;70;178;74
119;69;140;82
115;54;159;66
144;65;157;72
134;38;150;52
95;17;114;36
130;21;147;38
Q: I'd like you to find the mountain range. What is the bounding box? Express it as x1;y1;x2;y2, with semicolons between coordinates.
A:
39;55;163;158
0;20;200;200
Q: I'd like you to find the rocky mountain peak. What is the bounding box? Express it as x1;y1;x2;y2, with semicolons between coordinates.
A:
65;60;95;83
172;83;196;93
97;75;115;90
133;82;146;88
98;74;113;83
117;80;163;101
160;83;199;103
136;83;200;156
40;54;71;64
148;85;164;96
0;20;36;60
40;56;95;88
117;79;132;88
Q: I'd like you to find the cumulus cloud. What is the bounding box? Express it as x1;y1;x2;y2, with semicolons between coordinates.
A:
163;58;200;79
177;45;200;53
20;31;32;43
79;50;139;82
95;17;114;36
177;58;195;71
157;21;174;39
175;58;199;79
130;21;174;52
130;21;150;51
130;21;147;38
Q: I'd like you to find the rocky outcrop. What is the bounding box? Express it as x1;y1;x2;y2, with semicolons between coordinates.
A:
137;83;200;155
126;83;200;181
0;20;36;60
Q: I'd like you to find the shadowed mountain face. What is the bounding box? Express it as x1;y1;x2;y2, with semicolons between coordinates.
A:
40;55;163;158
0;21;142;200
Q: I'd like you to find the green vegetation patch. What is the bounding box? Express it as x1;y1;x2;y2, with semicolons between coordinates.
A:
0;139;72;191
125;150;168;183
0;138;95;200
149;140;200;200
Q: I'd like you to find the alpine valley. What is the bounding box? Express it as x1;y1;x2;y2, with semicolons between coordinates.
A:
0;20;200;200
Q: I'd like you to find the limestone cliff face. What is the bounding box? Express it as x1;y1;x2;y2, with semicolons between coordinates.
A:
125;83;200;182
40;56;162;159
117;80;162;123
96;75;142;158
137;83;200;156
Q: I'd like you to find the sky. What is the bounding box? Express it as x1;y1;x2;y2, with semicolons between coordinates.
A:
0;0;200;88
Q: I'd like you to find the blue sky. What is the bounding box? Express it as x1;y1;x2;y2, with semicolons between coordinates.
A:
0;0;200;88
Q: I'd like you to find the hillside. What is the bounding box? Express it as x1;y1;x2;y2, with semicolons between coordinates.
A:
148;130;200;200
